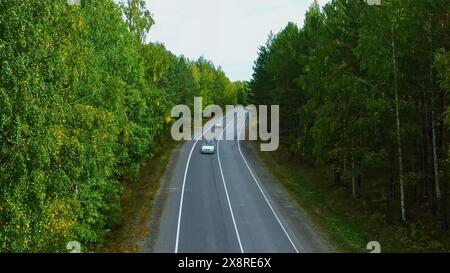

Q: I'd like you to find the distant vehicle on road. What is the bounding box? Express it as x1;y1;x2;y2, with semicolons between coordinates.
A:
201;140;215;154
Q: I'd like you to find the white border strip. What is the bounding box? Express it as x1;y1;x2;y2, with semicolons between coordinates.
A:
217;114;244;253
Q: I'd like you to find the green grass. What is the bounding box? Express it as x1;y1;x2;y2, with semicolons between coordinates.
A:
256;145;450;253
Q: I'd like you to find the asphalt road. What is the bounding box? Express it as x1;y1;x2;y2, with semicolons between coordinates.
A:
148;110;330;253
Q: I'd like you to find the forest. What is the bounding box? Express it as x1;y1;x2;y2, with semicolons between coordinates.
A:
251;0;450;249
1;0;449;253
0;0;238;252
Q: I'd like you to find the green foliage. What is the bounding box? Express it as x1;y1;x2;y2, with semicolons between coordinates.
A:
0;0;236;252
120;0;155;44
251;0;450;224
235;81;251;105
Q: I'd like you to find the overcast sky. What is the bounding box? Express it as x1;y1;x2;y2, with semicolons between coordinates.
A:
146;0;328;82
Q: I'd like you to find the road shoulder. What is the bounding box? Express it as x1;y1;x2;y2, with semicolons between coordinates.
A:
242;141;334;253
102;141;180;253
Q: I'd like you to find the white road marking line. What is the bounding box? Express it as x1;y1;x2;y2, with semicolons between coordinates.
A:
174;111;234;253
237;113;300;253
217;115;244;253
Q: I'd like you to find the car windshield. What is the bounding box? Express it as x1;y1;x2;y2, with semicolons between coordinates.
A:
203;140;214;146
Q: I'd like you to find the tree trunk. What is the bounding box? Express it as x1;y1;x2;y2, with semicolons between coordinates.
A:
422;97;431;204
335;170;341;186
428;12;442;214
392;22;406;222
430;80;441;213
357;175;362;198
352;155;356;199
335;159;342;187
443;175;448;229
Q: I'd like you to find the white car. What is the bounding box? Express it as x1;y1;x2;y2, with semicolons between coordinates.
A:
201;140;215;154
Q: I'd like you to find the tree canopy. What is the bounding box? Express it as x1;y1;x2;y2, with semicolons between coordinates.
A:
0;0;238;252
251;0;450;236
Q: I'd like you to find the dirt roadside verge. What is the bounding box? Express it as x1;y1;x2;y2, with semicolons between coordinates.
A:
102;141;180;253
